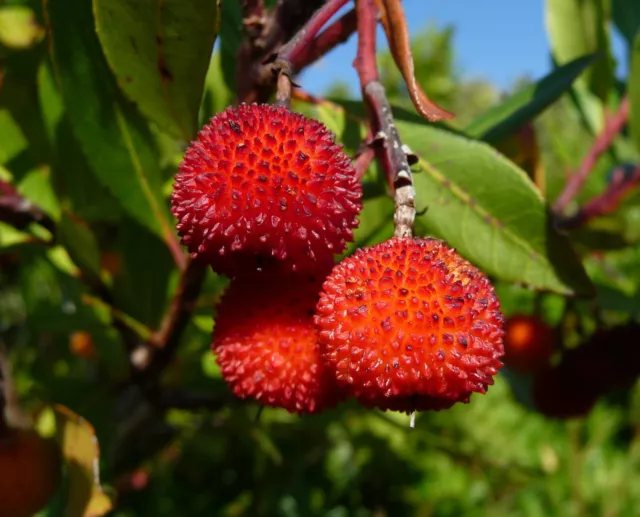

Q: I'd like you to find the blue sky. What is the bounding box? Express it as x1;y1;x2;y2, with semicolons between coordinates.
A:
299;0;628;96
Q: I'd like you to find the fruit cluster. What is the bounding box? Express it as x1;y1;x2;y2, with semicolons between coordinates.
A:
532;323;640;419
172;104;505;416
502;314;640;419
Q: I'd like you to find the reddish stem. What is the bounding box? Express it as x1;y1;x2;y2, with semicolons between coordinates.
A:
277;0;350;68
272;0;350;106
355;0;415;238
290;8;357;73
553;97;630;215
143;257;208;374
557;164;640;230
353;0;379;84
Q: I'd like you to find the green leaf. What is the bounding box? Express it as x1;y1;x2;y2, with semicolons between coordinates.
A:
0;109;27;164
629;32;640;155
465;54;598;144
0;46;52;164
112;219;175;327
199;52;235;123
52;405;114;517
396;119;595;296
545;0;613;105
93;0;221;141
219;0;243;93
57;211;101;278
45;0;176;246
52;118;122;223
612;0;640;48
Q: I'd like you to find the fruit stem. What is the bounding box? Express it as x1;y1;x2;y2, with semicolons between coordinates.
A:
355;0;415;238
553;96;630;215
141;257;208;374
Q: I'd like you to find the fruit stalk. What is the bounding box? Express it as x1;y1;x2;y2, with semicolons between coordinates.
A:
553;96;630;215
355;0;415;238
143;257;208;374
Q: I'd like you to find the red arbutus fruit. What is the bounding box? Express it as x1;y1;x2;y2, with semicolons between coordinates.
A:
503;314;555;374
172;103;362;276
212;269;344;414
315;237;504;413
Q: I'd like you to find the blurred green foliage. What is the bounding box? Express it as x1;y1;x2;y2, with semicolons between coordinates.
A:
0;1;639;516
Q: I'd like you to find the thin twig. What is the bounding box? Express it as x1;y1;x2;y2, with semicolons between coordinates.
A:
553;96;630;215
355;0;415;238
271;0;350;107
138;257;208;374
353;138;376;181
557;164;640;230
288;8;357;73
276;0;350;69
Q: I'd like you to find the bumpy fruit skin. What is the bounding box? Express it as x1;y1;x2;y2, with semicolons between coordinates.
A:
172;103;362;275
0;428;61;517
315;237;504;413
212;269;343;414
503;314;555;373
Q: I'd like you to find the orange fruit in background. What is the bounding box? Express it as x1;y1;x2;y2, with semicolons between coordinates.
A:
0;428;62;517
70;330;97;359
503;314;555;374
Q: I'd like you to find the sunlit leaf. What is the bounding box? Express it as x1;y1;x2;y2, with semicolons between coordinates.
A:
93;0;221;140
396;118;594;296
545;0;613;106
465;54;598;144
53;405;114;517
44;0;179;254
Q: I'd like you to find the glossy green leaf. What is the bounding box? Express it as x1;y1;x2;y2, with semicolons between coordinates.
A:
219;0;243;93
545;0;613;105
93;0;221;141
612;0;640;47
57;211;101;278
629;32;640;155
465;54;598;144
45;0;175;245
0;46;51;164
395;119;594;296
